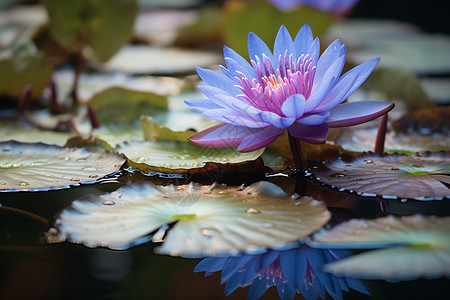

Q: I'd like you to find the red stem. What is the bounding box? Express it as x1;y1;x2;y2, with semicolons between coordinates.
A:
374;113;388;154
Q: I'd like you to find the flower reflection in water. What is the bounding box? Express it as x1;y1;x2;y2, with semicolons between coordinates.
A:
195;245;371;300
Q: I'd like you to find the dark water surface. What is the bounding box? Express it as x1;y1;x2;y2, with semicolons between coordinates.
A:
1;170;449;300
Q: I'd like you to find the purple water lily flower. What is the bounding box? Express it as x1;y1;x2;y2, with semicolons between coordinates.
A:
195;246;371;300
185;24;394;153
268;0;361;15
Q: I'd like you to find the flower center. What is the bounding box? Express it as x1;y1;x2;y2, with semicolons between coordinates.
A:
235;52;316;115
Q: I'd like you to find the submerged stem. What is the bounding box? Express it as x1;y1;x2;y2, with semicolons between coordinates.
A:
374;113;388;154
288;133;307;170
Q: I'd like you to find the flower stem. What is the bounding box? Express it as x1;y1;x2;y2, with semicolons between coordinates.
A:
69;52;83;107
288;133;307;170
374;113;388;154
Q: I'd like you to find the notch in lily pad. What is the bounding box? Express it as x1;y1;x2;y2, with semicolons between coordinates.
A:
50;181;331;257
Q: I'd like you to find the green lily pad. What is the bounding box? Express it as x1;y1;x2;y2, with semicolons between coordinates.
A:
88;87;168;124
312;215;450;281
52;181;331;256
0;141;125;191
313;152;450;200
43;0;138;62
335;127;450;154
98;45;221;74
0;121;72;146
116;139;265;174
0;42;52;99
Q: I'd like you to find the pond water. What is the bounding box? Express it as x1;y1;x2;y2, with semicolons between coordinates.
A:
1;169;449;299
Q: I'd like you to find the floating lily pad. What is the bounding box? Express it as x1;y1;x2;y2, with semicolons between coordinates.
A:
52;181;331;256
335;127;450;154
98;45;221;74
313;152;450;200
312;215;450;281
0;121;73;146
116;140;265;174
88;87;168;124
0;141;125;191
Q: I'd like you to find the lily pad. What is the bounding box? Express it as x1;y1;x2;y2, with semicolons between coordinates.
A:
52;181;331;256
0;121;73;146
313;152;450;200
312;215;450;281
43;0;138;62
335;127;450;154
0;141;125;191
98;45;221;74
88;87;168;124
0;42;52;99
115;139;265;174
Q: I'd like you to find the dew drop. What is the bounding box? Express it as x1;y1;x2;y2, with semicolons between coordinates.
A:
391;166;399;170
61;156;71;161
0;182;6;185
51;180;58;183
245;207;261;214
70;177;80;181
200;228;221;237
89;174;98;178
163;163;173;168
364;159;374;164
82;166;98;171
216;190;229;195
400;198;408;203
330;172;346;178
179;163;187;167
102;200;115;205
294;201;303;206
137;157;148;163
18;181;29;186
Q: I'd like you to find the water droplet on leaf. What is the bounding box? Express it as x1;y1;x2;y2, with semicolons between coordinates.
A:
245;207;261;214
200;228;221;237
102;200;115;205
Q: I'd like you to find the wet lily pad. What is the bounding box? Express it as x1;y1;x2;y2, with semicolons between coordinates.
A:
98;45;221;74
116;140;265;174
0;121;73;146
52;181;331;256
312;215;450;281
335;127;450;154
313;152;450;200
0;141;125;191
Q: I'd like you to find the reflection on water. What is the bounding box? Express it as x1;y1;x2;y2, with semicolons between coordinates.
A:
195;245;371;300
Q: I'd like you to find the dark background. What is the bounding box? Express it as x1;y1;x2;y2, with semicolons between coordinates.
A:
350;0;450;34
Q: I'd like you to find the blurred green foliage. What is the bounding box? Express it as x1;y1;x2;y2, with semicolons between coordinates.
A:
0;42;52;99
42;0;138;62
221;0;334;58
